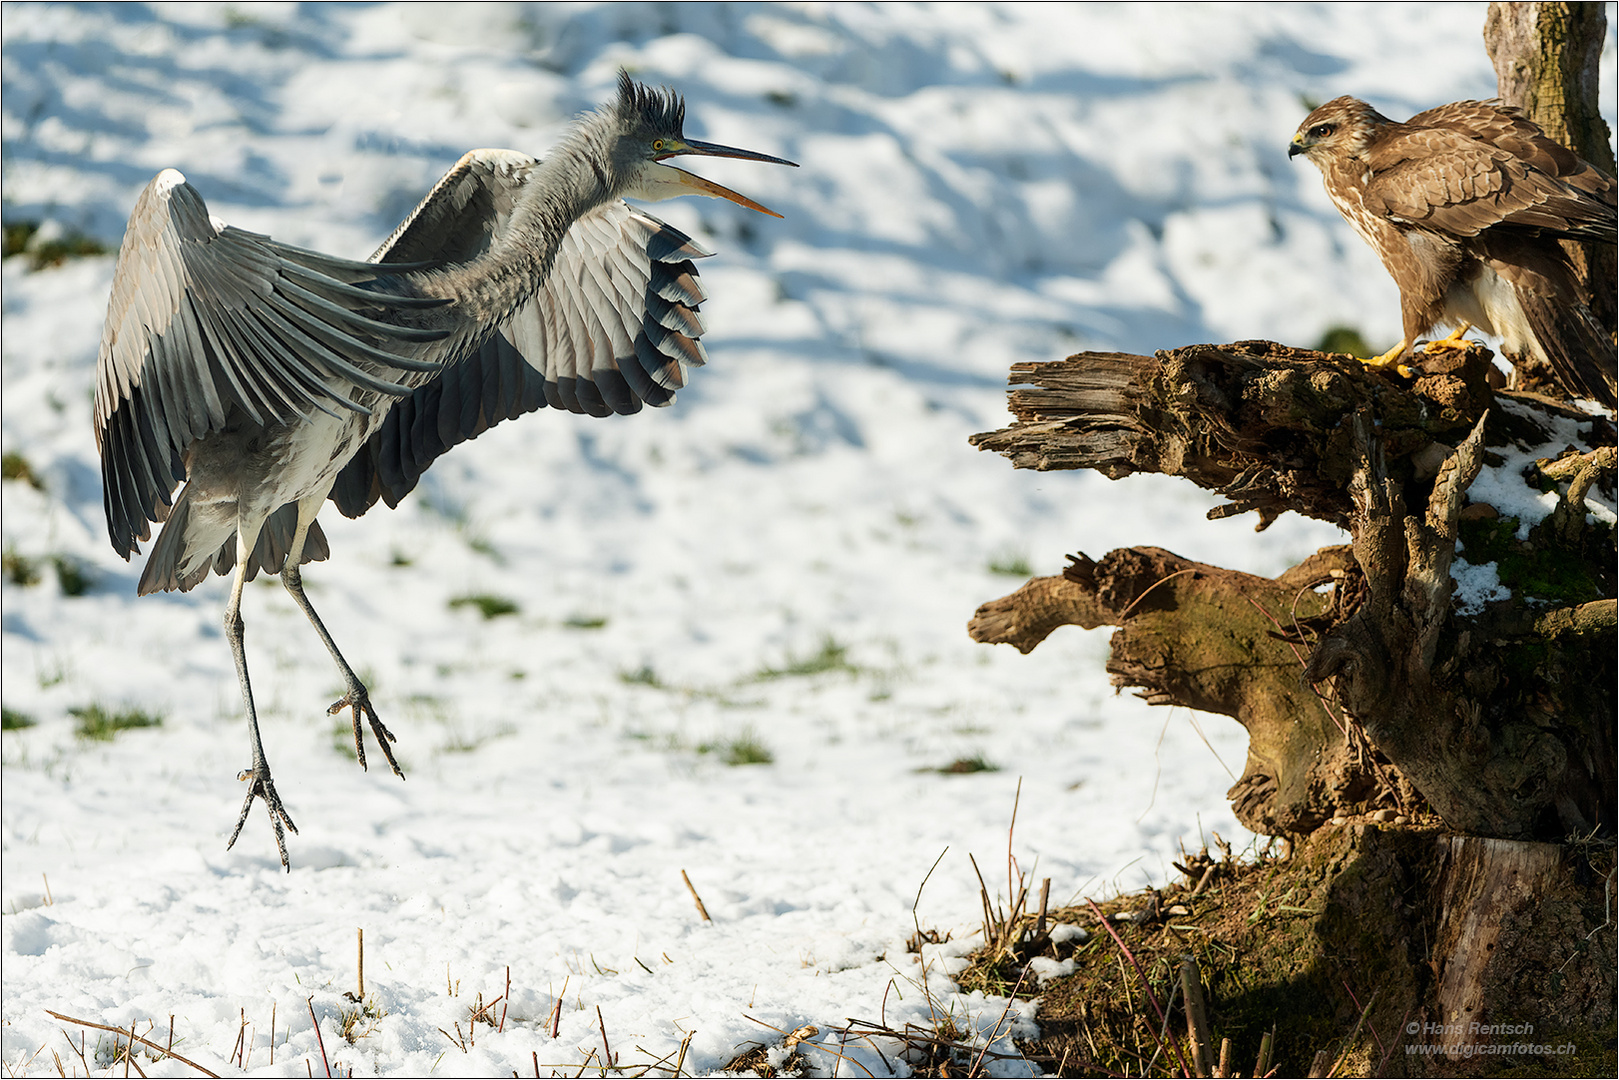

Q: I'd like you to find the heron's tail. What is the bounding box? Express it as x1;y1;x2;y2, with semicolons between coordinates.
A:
138;489;330;595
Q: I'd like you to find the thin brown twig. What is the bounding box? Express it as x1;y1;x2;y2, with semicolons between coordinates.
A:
1116;568;1200;621
680;870;711;922
911;846;949;945
501;966;511;1033
839;1018;895;1075
1006;777;1022;924
597;1006;616;1067
969;963;1030;1077
307;998;332;1078
744;1015;870;1075
58;1030;88;1077
550;976;569;1039
1341;980;1386;1060
46;1013;218;1079
628;1040;681;1077
673;1030;693;1078
1083;900;1192;1078
128;1021;151;1078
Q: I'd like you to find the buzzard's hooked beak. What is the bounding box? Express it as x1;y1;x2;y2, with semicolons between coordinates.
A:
1288;134;1309;159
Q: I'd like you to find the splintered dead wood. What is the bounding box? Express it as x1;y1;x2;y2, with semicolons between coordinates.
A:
968;544;1414;835
967;340;1496;528
968;340;1615;840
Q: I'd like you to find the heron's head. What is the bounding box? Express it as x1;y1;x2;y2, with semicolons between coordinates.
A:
607;71;797;216
1289;96;1385;165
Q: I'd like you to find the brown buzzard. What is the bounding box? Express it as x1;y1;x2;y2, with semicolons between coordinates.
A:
1290;96;1616;407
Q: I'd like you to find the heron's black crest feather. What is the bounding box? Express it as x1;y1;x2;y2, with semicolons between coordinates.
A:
615;69;685;138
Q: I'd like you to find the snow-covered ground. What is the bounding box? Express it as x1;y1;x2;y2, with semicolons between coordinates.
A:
4;4;1613;1076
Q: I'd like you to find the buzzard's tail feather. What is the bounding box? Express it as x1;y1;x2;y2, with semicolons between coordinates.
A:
1523;291;1618;409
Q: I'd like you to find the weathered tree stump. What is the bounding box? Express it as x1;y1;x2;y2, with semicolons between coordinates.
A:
969;341;1615;841
967;341;1616;1074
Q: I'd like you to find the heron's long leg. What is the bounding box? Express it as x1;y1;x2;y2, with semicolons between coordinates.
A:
223;534;298;870
281;500;405;779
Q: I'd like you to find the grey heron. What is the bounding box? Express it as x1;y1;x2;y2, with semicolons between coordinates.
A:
94;73;796;868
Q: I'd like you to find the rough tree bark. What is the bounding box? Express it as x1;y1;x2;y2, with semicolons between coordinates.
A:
969;341;1615;841
967;342;1616;1070
1484;1;1617;351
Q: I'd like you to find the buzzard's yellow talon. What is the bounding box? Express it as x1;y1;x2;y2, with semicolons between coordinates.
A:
1421;322;1473;355
1361;339;1410;370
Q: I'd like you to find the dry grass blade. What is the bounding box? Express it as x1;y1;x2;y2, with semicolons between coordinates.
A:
597;1006;617;1068
501;966;511;1033
1083;899;1192;1078
44;1011;219;1078
969;964;1030;1077
680;870;711;922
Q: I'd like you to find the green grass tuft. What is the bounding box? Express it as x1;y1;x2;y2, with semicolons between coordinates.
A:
699;728;775;766
2;451;45;491
51;555;94;596
2;219;109;269
70;704;162;741
753;636;858;680
987;552;1033;577
2;707;36;730
619;664;665;688
925;754;999;775
564;614;609;630
448;593;519;620
4;548;40;587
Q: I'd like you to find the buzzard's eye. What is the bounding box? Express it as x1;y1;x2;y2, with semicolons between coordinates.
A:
1310;124;1335;139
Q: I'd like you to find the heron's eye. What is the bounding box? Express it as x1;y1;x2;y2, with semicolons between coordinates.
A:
652;139;666;152
1310;123;1335;139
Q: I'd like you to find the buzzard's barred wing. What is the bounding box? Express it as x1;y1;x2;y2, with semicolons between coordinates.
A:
329;150;711;518
1366;130;1617;242
1410;100;1618;205
94;170;449;558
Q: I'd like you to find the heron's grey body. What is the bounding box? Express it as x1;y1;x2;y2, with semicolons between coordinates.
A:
94;75;794;866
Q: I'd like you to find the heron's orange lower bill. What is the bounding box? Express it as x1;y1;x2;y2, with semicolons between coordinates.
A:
668;165;783;218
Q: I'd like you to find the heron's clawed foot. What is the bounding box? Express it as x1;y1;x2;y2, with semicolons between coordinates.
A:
228;765;299;871
328;687;405;780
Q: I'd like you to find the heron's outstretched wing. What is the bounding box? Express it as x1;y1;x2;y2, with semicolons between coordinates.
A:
329;150;712;518
95;169;449;558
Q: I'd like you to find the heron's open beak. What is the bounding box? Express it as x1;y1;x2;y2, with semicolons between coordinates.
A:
657;138;798;218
